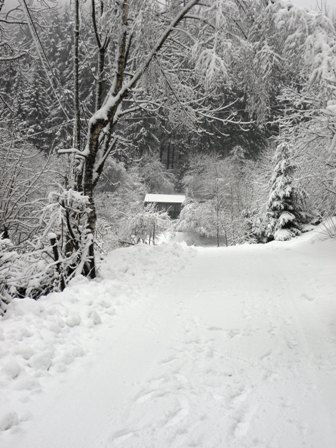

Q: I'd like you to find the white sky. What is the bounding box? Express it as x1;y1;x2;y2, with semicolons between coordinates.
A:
291;0;335;10
3;0;336;14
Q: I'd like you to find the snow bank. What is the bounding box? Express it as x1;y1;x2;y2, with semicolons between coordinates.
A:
100;242;193;280
0;243;192;433
307;218;336;242
272;218;336;247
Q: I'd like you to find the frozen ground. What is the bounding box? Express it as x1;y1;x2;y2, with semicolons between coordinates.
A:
1;228;336;448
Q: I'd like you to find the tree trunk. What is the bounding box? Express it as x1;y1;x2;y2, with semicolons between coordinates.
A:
96;47;105;110
82;138;99;278
73;0;80;151
71;0;81;188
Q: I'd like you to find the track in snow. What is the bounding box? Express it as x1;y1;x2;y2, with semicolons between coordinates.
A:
2;239;336;448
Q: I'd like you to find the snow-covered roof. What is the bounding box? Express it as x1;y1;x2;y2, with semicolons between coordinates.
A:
144;194;186;204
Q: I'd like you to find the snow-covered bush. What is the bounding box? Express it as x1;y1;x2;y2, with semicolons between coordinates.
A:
95;157;175;249
178;152;254;246
320;216;336;239
96;205;172;250
41;188;94;281
288;103;336;219
0;187;95;309
120;206;172;245
178;199;229;246
95;162;145;250
0;140;62;245
0;236;58;310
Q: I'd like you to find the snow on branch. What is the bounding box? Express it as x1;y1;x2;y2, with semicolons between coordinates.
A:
87;0;200;131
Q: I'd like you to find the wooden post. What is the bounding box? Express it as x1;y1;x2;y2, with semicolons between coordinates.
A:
49;233;65;291
1;226;9;239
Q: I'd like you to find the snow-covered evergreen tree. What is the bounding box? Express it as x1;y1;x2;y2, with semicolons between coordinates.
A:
0;238;18;314
265;142;304;241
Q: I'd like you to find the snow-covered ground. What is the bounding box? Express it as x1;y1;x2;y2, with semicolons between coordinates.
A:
1;229;336;448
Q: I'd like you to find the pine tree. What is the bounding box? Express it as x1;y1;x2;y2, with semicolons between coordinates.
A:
265;142;303;241
0;237;19;314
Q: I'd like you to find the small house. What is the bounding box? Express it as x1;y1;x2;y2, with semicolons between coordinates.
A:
144;194;186;219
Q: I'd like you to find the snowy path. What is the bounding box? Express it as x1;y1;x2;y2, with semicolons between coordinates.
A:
1;238;336;448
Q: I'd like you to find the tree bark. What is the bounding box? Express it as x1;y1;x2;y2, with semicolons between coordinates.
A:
92;0;107;111
71;0;81;188
96;47;105;110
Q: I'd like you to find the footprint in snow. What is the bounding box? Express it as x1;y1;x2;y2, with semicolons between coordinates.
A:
207;326;224;332
134;389;156;404
109;429;135;444
232;404;259;439
227;329;241;339
301;293;315;302
230;387;250;407
164;397;190;427
259;350;272;361
160;355;178;365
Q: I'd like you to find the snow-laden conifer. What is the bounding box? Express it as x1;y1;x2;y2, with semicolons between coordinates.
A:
0;238;18;315
266;142;304;241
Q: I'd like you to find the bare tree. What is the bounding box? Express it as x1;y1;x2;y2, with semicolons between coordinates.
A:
62;0;201;277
